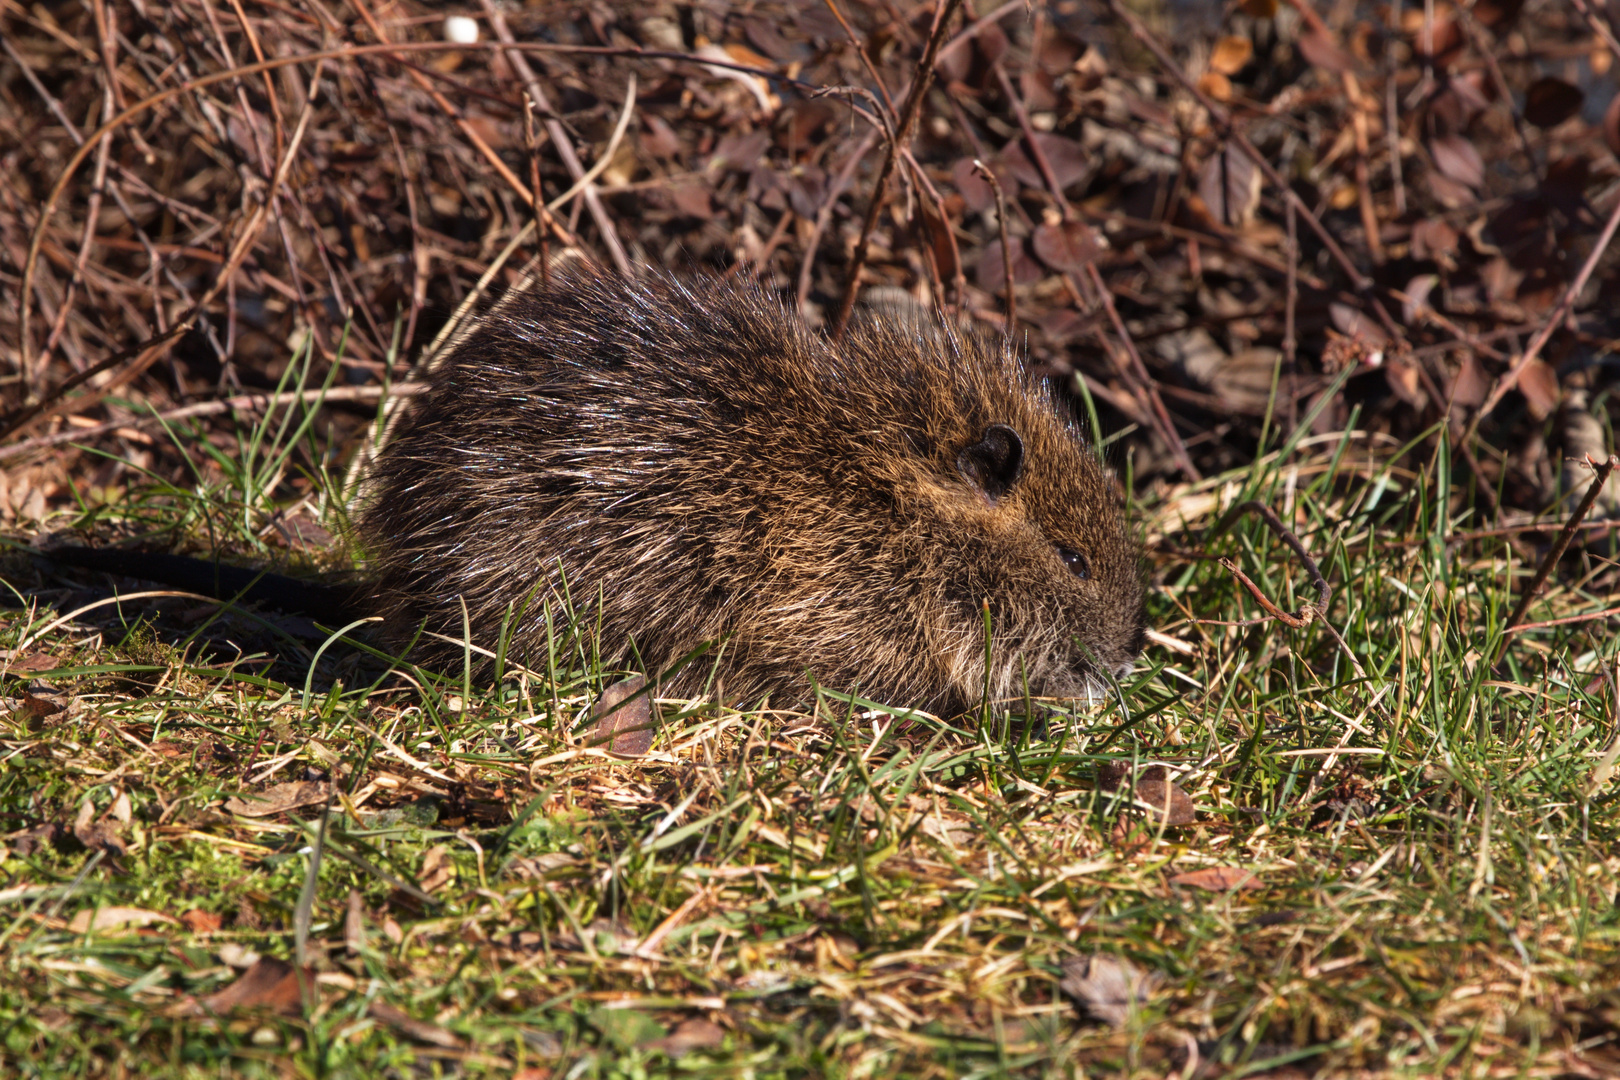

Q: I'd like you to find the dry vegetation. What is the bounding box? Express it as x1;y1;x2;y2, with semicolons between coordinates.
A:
2;0;1620;1076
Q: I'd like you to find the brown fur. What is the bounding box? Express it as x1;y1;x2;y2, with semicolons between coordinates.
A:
359;274;1144;714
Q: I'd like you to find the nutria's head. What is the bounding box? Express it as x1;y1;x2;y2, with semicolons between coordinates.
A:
361;273;1145;714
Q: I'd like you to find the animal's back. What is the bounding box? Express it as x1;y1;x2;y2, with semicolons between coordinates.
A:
360;274;1144;713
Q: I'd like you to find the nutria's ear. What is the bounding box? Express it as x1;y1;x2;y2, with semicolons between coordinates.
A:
958;424;1024;502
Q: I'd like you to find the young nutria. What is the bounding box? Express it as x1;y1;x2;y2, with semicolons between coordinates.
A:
359;273;1145;713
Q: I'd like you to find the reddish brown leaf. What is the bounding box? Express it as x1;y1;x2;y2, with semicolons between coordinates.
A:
1133;767;1197;826
1523;77;1583;129
1430;134;1484;190
1410;219;1459;263
1197;144;1260;227
181;909;224;933
646;1018;727;1057
1605;94;1620;158
1002;135;1089;191
1209;36;1253;75
1032;220;1101;273
1517;357;1561;419
582;675;655;755
369;1000;465;1049
1169;867;1264;891
1449;351;1489;411
974;239;1043;292
224;780;332;818
1297;28;1354;74
419;844;454;894
1059;955;1161;1028
198;958;311;1015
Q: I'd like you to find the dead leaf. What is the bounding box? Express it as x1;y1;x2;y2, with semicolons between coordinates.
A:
224;781;332;818
1523;77;1584;129
645;1018;726;1057
1032;220;1101;273
68;906;178;934
419;844;454;894
1430;134;1484;191
582;675;655;755
1197;144;1260;227
4;651;62;674
1517;357;1561;419
1606;95;1620;158
1168;866;1264;891
1209;36;1253;75
1002;134;1089;191
1132;766;1197;826
975;239;1043;292
1297;28;1354;74
369;1000;465;1049
1059;955;1160;1028
1410;219;1459;264
180;909;224;933
1449;351;1489;411
197;957;311;1015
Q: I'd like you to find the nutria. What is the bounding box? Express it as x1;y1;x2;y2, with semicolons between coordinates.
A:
357;273;1145;713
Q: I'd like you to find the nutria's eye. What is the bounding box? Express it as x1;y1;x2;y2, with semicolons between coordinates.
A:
1057;546;1091;579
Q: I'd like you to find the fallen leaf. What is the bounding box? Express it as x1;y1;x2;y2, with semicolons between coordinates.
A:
369;1000;465;1049
1032;220;1101;273
1209;36;1253;75
1517;357;1561;419
1001;134;1089;191
1449;351;1489;411
1059;955;1160;1028
1168;866;1264;891
1523;77;1584;129
224;780;332;818
1132;766;1197;826
645;1018;726;1057
197;957;311;1015
180;909;224;933
68;906;179;934
1197;144;1260;227
975;239;1043;292
1410;218;1459;264
1430;134;1484;191
1297;27;1354;74
419;844;454;893
582;675;655;755
1607;95;1620;158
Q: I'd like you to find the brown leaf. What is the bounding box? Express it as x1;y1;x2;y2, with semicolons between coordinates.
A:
369;1000;465;1049
198;958;311;1015
645;1018;727;1057
1168;866;1264;891
1517;357;1561;419
1209;36;1253;75
582;675;655;755
1059;955;1160;1028
952;157;1012;215
1197;71;1233;103
68;906;178;934
1523;77;1584;129
1032;220;1101;273
4;651;62;674
974;239;1043;292
1002;135;1089;191
1430;134;1484;190
1449;351;1489;411
224;780;332;818
1297;28;1354;74
1410;219;1459;264
669;182;714;220
181;909;224;934
1197;144;1260;227
1385;358;1427;410
270;510;332;552
419;844;454;894
1132;765;1197;826
1605;94;1620;159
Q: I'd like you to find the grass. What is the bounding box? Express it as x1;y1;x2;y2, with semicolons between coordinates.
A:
2;388;1619;1078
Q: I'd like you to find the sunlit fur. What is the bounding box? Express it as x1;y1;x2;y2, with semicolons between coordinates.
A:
360;274;1145;714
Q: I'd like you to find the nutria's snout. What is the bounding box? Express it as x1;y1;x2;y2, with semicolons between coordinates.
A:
360;272;1145;715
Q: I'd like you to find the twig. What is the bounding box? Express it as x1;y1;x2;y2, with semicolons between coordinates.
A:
973;160;1015;328
1209;500;1364;675
1470;194;1620;426
830;0;967;339
1493;455;1618;664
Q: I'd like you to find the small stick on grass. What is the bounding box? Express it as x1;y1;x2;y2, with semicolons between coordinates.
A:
973;159;1015;329
1493;455;1618;665
1209;500;1364;676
